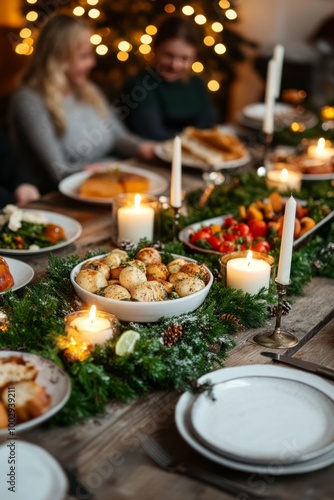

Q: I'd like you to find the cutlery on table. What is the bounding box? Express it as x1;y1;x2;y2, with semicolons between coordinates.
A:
261;352;334;380
140;436;278;500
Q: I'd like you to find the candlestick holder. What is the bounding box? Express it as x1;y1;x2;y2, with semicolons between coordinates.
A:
253;279;299;348
172;205;181;240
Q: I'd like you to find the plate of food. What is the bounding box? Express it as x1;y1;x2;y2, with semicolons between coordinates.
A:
178;192;334;255
154;126;251;170
266;145;334;181
0;351;71;436
0;206;82;255
59;163;169;204
239;104;318;131
0;256;34;294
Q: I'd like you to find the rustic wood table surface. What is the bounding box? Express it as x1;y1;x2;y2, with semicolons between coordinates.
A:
4;159;334;500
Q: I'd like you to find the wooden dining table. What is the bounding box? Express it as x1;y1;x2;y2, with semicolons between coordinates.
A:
5;158;334;500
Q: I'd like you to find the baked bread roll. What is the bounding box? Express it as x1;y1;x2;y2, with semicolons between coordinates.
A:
184;126;246;159
79;170;150;198
2;381;51;423
0;257;14;292
0;356;38;391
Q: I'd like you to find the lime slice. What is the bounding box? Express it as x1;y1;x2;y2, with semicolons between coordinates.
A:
115;330;140;356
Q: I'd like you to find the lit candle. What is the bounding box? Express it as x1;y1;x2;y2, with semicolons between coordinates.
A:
170;135;182;208
273;44;284;99
263;59;277;135
117;194;154;242
66;306;120;346
307;138;334;160
276;195;297;285
226;251;271;295
266;168;302;192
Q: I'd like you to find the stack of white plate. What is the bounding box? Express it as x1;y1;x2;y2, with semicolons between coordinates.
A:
175;364;334;474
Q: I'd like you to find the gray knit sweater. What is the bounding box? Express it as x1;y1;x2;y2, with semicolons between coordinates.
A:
10;85;142;193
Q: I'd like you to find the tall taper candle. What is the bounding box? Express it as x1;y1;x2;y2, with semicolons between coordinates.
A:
263;59;277;135
170;135;182;208
273;44;284;99
276;195;297;285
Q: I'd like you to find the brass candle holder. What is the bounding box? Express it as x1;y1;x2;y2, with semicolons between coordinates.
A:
253;279;299;348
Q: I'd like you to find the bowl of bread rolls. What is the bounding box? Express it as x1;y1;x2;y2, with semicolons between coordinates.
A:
70;248;213;323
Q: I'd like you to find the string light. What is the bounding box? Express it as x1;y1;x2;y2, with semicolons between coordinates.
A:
20;28;32;38
214;43;226;55
26;11;38;22
164;4;175;14
219;0;230;8
212;22;223;32
204;36;215;46
87;0;99;5
182;5;194;16
96;44;108;55
117;52;129;61
194;14;206;25
26;0;37;3
140;34;152;44
139;44;151;54
88;8;100;19
192;61;204;73
90;34;102;45
73;6;85;16
146;25;157;35
208;80;220;91
118;40;131;52
225;9;237;20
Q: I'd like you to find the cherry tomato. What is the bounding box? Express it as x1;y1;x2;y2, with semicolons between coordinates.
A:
44;224;66;244
252;241;271;253
223;217;238;228
207;235;223;251
228;223;250;237
223;232;239;242
248;220;267;238
189;230;212;245
219;241;236;253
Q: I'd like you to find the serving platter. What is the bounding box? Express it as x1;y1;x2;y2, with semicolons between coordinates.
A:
59;163;169;204
0;210;82;255
0;257;34;294
0;351;71;436
175;364;334;474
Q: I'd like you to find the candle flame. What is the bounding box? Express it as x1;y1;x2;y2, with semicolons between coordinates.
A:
88;305;97;322
246;250;253;266
134;194;141;209
317;137;325;151
280;168;289;182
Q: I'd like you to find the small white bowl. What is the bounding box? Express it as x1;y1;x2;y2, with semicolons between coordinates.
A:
70;254;213;323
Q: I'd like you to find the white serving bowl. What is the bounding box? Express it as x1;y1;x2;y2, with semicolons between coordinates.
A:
70;253;213;323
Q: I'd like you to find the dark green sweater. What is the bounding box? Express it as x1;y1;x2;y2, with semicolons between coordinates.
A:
122;70;218;140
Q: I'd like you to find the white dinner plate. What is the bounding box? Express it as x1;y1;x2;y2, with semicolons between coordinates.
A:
0;351;71;437
188;376;334;464
0;441;68;500
154;126;251;170
0;257;34;294
59;163;169;204
0;210;82;255
175;364;334;474
242;102;295;122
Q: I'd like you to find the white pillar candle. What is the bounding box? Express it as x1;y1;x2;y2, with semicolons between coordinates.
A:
67;306;118;346
263;59;277;135
273;44;284;99
307;138;334;160
170;135;182;208
226;251;271;295
266;168;302;192
118;194;154;242
276;195;297;285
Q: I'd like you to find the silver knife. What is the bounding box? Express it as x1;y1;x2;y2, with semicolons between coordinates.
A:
261;352;334;380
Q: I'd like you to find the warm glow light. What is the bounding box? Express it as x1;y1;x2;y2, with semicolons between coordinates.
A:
90;34;102;45
26;0;37;3
15;43;30;55
219;0;230;8
139;44;151;55
208;80;220;91
134;194;142;208
87;0;99;4
317;137;326;151
146;25;157;35
246;251;253;266
212;22;223;32
194;14;207;25
73;6;85;16
214;43;226;54
117;51;129;61
290;122;305;132
182;5;194;15
164;4;176;14
118;40;131;51
192;61;204;73
88;8;100;19
225;9;237;20
88;305;97;322
20;28;32;38
24;37;34;46
96;44;108;55
204;36;215;46
26;11;38;22
140;34;152;44
281;169;289;182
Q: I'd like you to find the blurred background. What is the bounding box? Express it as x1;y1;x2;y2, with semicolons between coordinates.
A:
0;0;333;132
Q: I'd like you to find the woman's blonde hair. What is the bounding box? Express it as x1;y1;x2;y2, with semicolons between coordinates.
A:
24;14;108;135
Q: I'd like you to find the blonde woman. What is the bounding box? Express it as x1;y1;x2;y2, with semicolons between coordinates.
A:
10;14;156;193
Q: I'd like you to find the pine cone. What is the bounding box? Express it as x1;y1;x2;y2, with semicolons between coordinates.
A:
267;300;292;318
219;313;243;329
163;324;183;346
